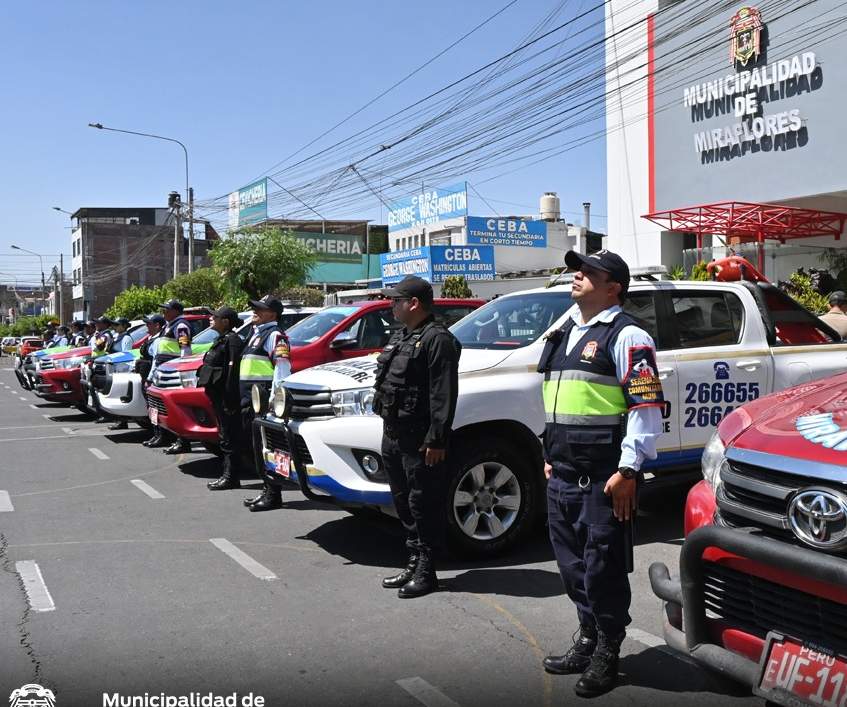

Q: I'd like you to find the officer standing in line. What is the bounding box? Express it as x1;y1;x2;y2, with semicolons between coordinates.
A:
140;314;168;447
373;275;461;599
538;250;664;698
200;307;245;491
151;300;194;454
111;318;133;352
91;316;114;357
240;295;291;512
54;326;70;347
70;320;87;347
84;319;97;346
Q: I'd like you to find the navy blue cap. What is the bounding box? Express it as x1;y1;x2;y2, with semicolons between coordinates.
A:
143;314;166;325
249;295;284;315
564;249;631;297
159;299;184;313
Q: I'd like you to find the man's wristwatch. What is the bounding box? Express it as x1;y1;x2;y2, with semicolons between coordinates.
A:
618;466;639;480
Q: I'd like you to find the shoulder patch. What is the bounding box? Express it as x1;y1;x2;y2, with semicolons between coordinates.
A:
622;345;665;409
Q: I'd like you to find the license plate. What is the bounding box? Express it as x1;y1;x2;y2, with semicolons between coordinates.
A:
273;449;291;478
757;632;847;706
149;407;158;425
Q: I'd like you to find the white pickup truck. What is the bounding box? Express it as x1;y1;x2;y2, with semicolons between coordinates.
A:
255;275;846;555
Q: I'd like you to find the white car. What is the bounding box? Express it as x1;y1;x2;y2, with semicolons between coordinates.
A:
256;276;847;555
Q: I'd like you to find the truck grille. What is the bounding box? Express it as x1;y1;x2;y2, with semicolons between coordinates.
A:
284;383;333;420
39;359;55;371
92;362;109;392
262;425;313;464
716;460;847;542
152;369;182;389
147;394;167;415
702;561;847;654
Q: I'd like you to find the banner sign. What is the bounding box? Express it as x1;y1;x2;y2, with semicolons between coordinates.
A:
466;216;547;247
293;232;364;263
380;245;495;285
386;182;468;233
228;178;268;228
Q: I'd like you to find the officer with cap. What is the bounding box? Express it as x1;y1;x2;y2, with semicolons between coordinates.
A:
241;295;292;512
154;300;194;454
84;319;97;346
53;326;70;347
538;250;664;697
820;291;847;338
111;318;133;352
199;307;246;491
70;321;87;347
91;316;114;357
373;275;461;599
139;314;168;447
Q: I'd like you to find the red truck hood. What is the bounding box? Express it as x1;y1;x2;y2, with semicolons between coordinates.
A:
730;371;847;468
158;354;204;372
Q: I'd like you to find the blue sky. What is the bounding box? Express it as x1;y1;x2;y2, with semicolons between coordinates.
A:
0;0;606;285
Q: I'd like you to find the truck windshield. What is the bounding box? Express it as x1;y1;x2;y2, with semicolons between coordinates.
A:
286;307;358;346
451;292;572;349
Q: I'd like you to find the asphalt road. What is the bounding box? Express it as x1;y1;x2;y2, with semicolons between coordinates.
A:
0;361;762;707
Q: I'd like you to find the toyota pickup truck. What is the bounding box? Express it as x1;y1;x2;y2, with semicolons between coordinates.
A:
145;301;479;447
256;270;847;556
649;371;847;707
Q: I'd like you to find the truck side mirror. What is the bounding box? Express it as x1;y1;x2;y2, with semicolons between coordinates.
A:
330;332;358;350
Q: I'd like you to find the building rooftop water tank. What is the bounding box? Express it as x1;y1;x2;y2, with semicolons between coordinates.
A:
540;192;560;221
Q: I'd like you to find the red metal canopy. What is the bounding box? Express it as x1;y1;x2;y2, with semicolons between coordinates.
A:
642;201;847;269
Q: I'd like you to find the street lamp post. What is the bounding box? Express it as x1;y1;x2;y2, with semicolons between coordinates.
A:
88;122;193;275
10;245;46;315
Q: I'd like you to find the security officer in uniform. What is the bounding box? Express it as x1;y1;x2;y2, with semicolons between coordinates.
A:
200;307;245;491
70;320;87;347
54;326;70;347
538;250;664;697
84;319;97;346
155;300;194;455
91;316;114;357
111;318;133;352
241;295;292;512
140;314;168;447
373;275;461;599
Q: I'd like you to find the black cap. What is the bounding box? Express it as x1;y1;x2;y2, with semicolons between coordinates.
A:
212;306;240;328
113;317;131;328
143;313;166;325
95;316;112;325
159;299;184;313
58;325;69;333
248;295;284;315
382;275;434;304
85;319;96;326
72;320;85;328
830;291;847;305
564;249;631;298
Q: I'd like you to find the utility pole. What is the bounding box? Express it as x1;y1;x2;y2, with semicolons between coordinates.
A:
188;187;195;273
59;253;64;322
168;192;182;278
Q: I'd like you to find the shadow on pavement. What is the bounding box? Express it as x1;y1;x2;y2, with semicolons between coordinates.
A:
103;429;151;444
177;455;261;481
442;567;562;598
44;411;96;423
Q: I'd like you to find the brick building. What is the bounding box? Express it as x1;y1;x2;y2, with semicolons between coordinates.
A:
70;207;217;319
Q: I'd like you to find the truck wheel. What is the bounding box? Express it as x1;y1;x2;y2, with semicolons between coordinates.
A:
445;436;539;557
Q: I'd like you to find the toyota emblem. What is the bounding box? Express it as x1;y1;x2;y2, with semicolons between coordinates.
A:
787;487;847;551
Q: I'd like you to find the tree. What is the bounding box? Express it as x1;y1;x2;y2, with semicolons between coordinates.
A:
277;286;326;307
163;267;232;308
441;275;473;298
105;285;166;320
210;226;315;300
780;271;829;314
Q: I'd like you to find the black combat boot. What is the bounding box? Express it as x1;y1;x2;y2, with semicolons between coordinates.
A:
249;485;282;512
242;490;266;507
574;630;624;698
382;553;419;589
163;438;191;455
143;429;166;448
208;459;240;491
543;622;597;675
397;552;438;598
108;420;128;431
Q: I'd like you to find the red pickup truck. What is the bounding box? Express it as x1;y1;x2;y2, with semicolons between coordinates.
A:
650;371;847;706
146;299;483;446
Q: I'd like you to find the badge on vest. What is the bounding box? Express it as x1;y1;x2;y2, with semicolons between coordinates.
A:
274;341;289;358
622;346;664;407
580;341;598;361
178;335;189;346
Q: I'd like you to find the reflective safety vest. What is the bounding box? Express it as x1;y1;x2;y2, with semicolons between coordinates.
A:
239;324;286;402
155;317;190;365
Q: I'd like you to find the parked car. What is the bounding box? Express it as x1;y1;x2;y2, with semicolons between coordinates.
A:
650;370;847;706
256;268;847;555
1;336;20;355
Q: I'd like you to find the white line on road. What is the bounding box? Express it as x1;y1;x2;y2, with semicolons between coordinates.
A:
396;678;461;707
0;431;108;443
628;628;665;648
88;448;109;461
15;561;55;612
61;427;75;435
131;480;165;499
209;538;277;581
29;404;38;410
0;491;13;512
18;397;27;401
42;414;53;420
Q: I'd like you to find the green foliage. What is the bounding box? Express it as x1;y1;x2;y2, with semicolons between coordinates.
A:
668;265;685;281
210;226;316;299
441;275;474;299
782;271;829;315
689;261;710;281
277;286;325;307
163;268;230;308
105;285;167;320
0;314;56;338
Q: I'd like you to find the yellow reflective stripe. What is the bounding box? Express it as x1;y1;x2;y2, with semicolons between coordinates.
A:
158;339;181;355
239;355;274;380
542;378;626;417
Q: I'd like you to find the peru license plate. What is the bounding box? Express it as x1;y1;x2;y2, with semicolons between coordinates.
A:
757;633;847;706
149;407;158;426
273;450;291;478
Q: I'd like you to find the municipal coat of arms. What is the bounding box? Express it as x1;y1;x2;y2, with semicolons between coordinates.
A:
730;6;764;67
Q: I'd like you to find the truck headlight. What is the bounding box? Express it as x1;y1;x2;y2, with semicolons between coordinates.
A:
331;388;376;417
701;431;727;492
272;384;287;418
179;371;198;388
252;384;269;415
56;355;87;369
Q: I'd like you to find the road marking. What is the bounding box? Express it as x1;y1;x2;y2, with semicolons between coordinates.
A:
88;448;109;461
61;427;75;435
15;561;56;612
18;396;27;401
628;628;665;648
209;538;277;581
42;414;53;420
0;491;13;512
0;431;107;443
29;404;38;409
396;678;461;707
131;480;165;499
